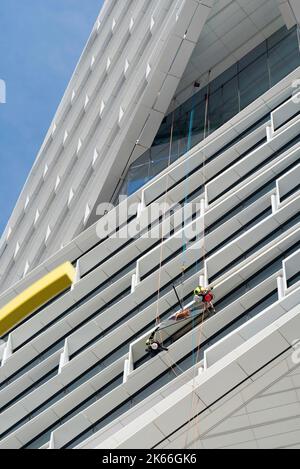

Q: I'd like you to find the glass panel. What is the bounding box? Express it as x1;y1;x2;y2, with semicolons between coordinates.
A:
239;53;269;109
269;28;300;86
173;110;190;155
126;165;151;196
210;63;237;93
239;41;267;71
190;100;206;148
150;141;170;163
222;75;239;122
131;149;150;168
208;87;223;135
149;159;168;178
268;25;290;49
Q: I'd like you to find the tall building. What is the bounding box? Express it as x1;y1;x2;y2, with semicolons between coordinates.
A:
0;0;300;449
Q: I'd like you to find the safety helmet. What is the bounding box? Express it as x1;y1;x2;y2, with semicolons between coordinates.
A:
151;342;159;350
194;286;201;296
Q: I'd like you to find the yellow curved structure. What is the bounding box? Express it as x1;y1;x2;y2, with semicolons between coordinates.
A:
0;262;75;337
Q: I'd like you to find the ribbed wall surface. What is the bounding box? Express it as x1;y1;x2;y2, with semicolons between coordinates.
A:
0;62;299;448
0;0;300;451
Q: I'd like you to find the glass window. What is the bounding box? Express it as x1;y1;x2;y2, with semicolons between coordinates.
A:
208;87;223;135
268;25;291;49
149;159;168;178
173;111;190;156
269;28;300;87
190;100;206;148
126;165;151;196
239;53;269;110
239;41;267;71
131;149;150;168
150;141;170;163
210;63;237;93
222;75;239;122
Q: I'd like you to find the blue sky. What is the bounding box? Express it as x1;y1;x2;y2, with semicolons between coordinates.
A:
0;0;103;236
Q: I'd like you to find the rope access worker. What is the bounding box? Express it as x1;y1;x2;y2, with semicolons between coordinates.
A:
145;328;168;357
194;285;215;313
174;285;215;320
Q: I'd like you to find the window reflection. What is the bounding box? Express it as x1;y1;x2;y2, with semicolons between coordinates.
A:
269;27;300;86
239;54;269;109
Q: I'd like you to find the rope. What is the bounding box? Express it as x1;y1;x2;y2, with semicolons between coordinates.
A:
155;110;175;322
201;70;211;270
185;71;211;448
155;109;175;354
184;309;205;448
150;72;213;445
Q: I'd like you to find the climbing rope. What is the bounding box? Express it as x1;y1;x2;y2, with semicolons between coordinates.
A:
149;72;214;439
155;108;175;352
185;70;212;449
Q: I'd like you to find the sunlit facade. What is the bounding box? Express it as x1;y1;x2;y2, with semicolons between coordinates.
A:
0;0;300;450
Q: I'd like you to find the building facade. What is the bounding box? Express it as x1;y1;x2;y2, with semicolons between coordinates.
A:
0;0;300;449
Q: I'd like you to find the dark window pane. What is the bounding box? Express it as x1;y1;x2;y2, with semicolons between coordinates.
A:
239;53;269;109
239;41;267;71
173;111;190;155
150;142;170;163
127;165;151;196
208;87;223;134
269;28;300;86
149;159;168;177
190;101;206;147
131;149;150;168
222;75;239;121
268;25;291;49
210;63;238;93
